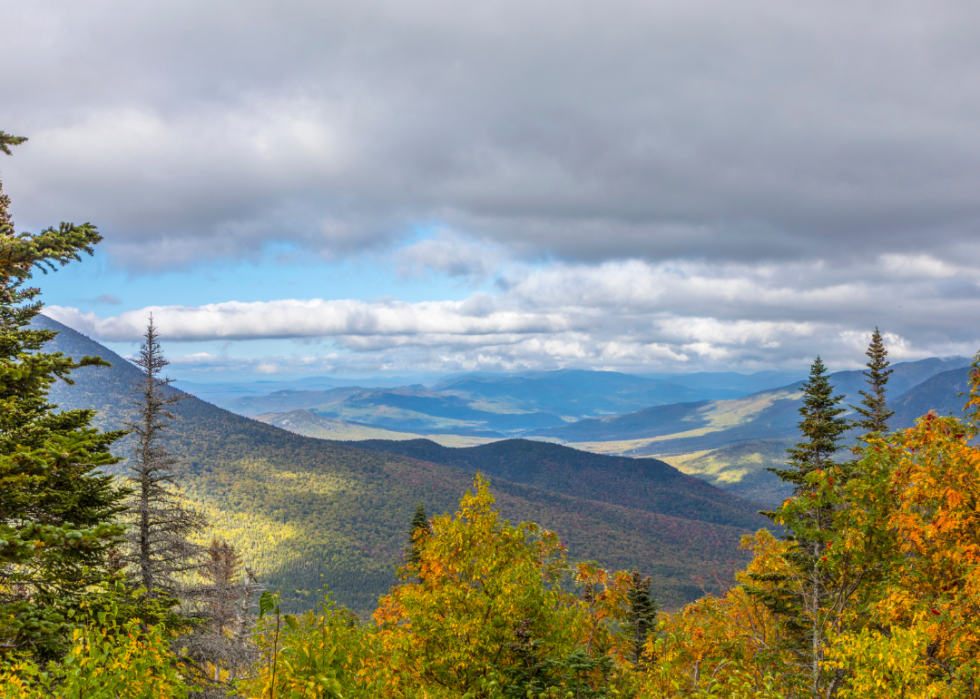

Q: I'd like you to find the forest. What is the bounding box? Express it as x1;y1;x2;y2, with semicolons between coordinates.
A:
3;127;980;698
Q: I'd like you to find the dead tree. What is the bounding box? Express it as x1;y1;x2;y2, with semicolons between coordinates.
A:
123;316;207;606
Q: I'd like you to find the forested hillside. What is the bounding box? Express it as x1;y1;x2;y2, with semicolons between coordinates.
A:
526;357;971;503
344;438;769;530
34;314;768;611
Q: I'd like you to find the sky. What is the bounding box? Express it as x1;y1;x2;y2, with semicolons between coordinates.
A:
2;0;980;381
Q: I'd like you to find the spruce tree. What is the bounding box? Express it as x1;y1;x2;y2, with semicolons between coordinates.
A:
0;132;128;658
757;356;851;698
771;356;849;491
123;317;207;610
405;503;431;570
623;570;658;666
852;327;894;434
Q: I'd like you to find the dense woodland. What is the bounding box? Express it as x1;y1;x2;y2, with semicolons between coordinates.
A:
4;129;980;697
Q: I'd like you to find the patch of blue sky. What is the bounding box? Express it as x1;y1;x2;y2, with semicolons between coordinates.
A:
35;239;490;317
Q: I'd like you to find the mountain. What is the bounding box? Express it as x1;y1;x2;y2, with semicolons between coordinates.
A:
535;357;970;448
33;314;772;611
890;366;973;426
339;439;770;530
638;370;806;394
532;358;971;504
254;409;498;447
217;368;817;436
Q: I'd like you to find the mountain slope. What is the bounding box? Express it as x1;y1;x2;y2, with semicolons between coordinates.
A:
536;358;972;505
33;314;769;611
537;358;970;450
890;366;973;426
254;409;499;447
342;439;770;530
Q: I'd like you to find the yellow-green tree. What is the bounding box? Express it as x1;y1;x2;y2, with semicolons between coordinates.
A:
371;474;632;698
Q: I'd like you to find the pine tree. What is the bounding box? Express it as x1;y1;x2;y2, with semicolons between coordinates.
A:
771;356;850;491
852;327;894;434
757;356;851;698
0;132;129;658
405;503;431;570
123;317;207;610
623;570;658;665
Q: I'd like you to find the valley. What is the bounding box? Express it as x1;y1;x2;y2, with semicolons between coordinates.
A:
208;347;971;504
37;315;771;613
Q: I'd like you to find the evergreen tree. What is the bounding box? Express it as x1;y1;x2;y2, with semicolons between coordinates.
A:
123;317;207;610
404;503;431;571
623;569;658;666
852;327;894;434
771;356;850;491
0;132;129;658
757;356;851;698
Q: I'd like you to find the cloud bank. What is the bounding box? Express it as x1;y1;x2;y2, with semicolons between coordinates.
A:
3;0;980;270
47;255;980;374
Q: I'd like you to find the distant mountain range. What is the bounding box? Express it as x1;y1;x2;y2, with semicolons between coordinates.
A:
237;353;973;505
214;369;809;436
34;314;773;612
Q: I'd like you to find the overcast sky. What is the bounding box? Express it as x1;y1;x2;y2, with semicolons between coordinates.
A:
3;0;980;380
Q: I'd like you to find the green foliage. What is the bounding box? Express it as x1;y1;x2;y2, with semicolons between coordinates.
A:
243;588;375;699
404;503;430;571
0;590;190;698
773;356;849;488
0;131;128;659
624;569;659;665
853;327;894;434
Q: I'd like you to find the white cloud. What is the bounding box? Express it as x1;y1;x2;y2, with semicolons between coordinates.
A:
45;256;980;374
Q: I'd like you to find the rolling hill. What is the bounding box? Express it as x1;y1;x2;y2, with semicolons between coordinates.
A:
218;367;812;436
33;314;773;612
254;409;499;447
526;357;971;504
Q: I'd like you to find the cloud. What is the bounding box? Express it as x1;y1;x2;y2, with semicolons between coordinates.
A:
95;294;122;305
3;1;980;270
45;255;980;373
394;230;507;281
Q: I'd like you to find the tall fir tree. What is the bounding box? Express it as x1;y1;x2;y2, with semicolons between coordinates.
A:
0;132;129;658
852;327;894;434
405;503;431;571
123;317;207;611
756;356;852;698
623;569;658;666
771;356;850;490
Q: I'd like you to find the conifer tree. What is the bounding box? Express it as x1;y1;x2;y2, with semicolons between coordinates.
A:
0;131;129;658
757;356;851;698
184;537;259;690
405;503;431;571
852;327;894;434
623;569;658;666
771;356;850;490
123;317;207;609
